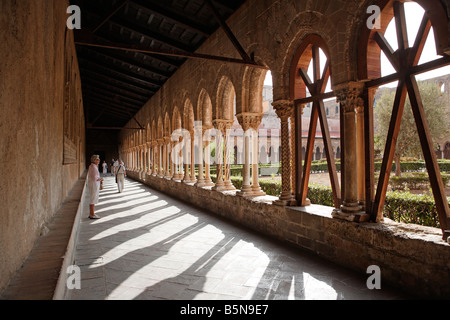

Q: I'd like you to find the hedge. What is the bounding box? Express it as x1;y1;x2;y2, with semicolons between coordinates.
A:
390;172;450;190
383;191;449;228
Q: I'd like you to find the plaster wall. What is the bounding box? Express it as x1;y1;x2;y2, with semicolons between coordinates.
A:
0;0;85;292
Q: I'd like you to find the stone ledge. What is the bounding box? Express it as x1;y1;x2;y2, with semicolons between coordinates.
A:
1;173;87;300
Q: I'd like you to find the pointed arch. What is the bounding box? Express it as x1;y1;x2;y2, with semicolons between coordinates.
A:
215;76;236;120
183;98;195;131
172;106;182;131
198;89;213;127
290;33;341;208
164;112;171;138
242;65;269;113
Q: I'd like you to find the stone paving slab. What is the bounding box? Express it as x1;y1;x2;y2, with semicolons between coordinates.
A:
67;176;410;301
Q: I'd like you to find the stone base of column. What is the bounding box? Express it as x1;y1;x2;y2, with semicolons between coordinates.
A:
224;180;236;191
332;204;369;222
212;185;228;191
273;192;297;206
172;173;183;181
237;185;253;197
251;185;265;197
273;199;297;206
194;178;207;187
182;176;193;184
202;178;215;187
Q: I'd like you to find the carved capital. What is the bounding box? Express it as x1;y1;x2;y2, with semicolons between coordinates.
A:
212;119;233;134
272;100;294;120
236;112;264;131
334;81;364;113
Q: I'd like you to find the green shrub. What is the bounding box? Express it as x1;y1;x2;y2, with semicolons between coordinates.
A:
438;159;450;173
307;183;335;207
390;172;450;190
259;178;282;196
383;191;450;228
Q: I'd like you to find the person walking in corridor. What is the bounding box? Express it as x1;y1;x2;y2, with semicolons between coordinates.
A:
102;161;108;175
88;155;104;219
116;160;127;193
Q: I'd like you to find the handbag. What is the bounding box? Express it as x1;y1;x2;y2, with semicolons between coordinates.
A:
100;180;104;190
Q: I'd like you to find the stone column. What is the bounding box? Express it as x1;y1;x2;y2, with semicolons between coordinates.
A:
146;143;151;174
176;136;184;181
290;115;296;196
172;135;183;181
182;133;193;184
236;113;265;197
194;124;205;186
150;142;156;175
164;137;171;179
212;120;227;191
202;126;215;187
140;146;144;172
161;142;166;177
332;82;368;222
251;125;265;196
272;100;296;206
223;121;236;191
236;113;254;196
157;139;164;177
356;105;365;206
189;130;197;183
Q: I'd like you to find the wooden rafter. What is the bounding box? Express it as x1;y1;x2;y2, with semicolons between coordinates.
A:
75;35;268;69
204;0;252;63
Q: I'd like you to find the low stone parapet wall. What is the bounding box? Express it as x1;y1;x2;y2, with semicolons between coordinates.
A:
128;171;450;298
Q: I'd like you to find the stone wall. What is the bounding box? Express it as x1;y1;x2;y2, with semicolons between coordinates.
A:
128;171;450;298
0;0;85;292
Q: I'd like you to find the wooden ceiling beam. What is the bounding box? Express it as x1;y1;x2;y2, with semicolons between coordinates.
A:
204;0;252;63
75;37;268;69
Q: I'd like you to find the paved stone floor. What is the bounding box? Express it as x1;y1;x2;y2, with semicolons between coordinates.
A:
67;176;410;300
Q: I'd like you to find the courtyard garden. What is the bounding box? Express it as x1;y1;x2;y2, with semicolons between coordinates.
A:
207;159;450;229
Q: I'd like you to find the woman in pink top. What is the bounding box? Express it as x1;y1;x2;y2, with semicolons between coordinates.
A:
88;154;104;219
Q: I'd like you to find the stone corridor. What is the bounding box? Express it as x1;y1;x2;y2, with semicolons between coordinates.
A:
65;176;408;300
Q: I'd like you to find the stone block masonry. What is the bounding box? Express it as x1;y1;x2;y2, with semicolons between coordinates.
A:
127;170;450;299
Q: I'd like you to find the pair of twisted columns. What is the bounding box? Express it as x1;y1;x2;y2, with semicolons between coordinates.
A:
236;113;266;197
212;119;236;191
182;130;196;184
171;136;184;181
194;125;215;187
163;137;172;179
272;100;297;206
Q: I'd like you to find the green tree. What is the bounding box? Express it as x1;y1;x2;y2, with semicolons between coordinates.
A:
374;81;449;176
